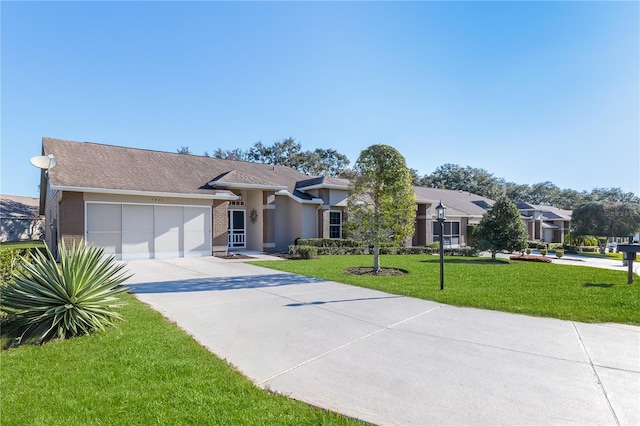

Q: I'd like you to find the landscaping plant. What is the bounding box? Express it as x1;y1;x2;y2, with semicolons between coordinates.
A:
1;240;130;346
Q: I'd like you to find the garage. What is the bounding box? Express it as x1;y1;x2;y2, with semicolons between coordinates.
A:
85;202;211;260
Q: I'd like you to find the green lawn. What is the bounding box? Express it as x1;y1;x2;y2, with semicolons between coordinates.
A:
572;251;624;261
0;240;46;251
0;294;362;426
250;255;640;325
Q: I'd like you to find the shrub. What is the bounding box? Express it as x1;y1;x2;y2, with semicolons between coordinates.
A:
294;238;362;248
525;248;532;255
540;249;547;256
296;246;319;259
555;249;564;258
1;241;130;347
579;246;598;253
509;254;552;263
426;242;440;250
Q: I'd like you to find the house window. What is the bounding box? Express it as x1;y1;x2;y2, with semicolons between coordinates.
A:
433;221;460;247
329;211;342;239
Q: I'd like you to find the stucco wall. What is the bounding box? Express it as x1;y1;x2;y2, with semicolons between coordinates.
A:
274;196;305;252
246;190;263;251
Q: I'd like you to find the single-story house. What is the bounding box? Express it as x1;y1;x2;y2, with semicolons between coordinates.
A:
516;202;571;244
37;137;494;260
0;194;44;242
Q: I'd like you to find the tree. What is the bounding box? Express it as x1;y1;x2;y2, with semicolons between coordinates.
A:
212;148;249;161
346;144;416;273
572;202;640;253
419;164;504;200
475;196;528;260
177;146;192;155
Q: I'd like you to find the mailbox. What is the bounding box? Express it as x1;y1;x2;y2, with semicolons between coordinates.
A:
617;244;640;284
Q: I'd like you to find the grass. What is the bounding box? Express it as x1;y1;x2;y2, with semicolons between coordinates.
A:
0;240;46;251
250;255;640;325
573;251;624;261
0;294;363;426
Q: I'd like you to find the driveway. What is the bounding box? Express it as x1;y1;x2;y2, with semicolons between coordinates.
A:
124;257;640;425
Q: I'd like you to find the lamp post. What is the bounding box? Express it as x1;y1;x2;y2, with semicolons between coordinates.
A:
436;201;447;290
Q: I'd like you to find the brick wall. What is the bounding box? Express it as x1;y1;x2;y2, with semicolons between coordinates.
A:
212;200;228;255
59;191;84;246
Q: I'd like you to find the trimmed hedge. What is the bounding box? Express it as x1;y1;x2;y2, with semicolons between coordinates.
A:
527;241;546;249
288;243;479;257
294;238;363;248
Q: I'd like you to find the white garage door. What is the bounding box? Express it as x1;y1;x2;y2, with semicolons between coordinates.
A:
86;202;211;260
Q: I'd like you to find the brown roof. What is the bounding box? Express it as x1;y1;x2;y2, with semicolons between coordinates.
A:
413;186;495;217
1;195;40;218
42;137;313;196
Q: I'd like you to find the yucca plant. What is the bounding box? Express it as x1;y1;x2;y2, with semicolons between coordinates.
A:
1;240;131;346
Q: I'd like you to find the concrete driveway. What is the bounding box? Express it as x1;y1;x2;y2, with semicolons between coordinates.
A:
124;257;640;425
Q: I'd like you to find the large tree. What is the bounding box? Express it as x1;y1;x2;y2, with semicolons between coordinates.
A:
571;202;640;253
205;138;350;176
475;196;528;260
346;144;416;273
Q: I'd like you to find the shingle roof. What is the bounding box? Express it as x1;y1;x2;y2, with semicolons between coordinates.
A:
0;195;40;218
413;186;495;217
295;176;351;189
42;137;314;196
515;201;572;220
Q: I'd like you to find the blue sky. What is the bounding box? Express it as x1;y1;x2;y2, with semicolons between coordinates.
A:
2;1;638;199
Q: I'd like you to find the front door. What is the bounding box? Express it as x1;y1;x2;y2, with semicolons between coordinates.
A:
228;210;246;248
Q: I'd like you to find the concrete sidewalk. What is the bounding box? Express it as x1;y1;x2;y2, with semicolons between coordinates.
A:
124;257;640;425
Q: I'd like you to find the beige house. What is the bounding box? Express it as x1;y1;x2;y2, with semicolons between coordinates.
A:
516;202;571;244
37;137;493;259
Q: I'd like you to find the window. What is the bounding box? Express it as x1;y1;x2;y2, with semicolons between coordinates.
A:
433;220;460;247
329;211;342;239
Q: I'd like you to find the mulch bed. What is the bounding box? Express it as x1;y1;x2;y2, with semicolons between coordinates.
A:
344;267;409;276
509;254;552;263
223;253;256;260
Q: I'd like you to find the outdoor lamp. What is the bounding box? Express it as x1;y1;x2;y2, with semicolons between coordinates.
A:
436;201;446;222
435;201;446;290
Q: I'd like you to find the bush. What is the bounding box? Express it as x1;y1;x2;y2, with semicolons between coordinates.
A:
528;241;546;249
294;238;362;248
1;241;130;347
525;248;532;255
579;246;598;253
296;245;319;259
509;254;553;263
540;249;547;256
555;249;564;258
426;242;440;250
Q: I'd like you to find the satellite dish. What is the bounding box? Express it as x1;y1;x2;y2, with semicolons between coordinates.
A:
30;154;57;170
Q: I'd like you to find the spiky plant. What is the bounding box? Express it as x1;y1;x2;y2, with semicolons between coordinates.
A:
1;240;131;346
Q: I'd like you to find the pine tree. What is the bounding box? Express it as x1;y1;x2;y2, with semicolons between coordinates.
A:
476;196;528;260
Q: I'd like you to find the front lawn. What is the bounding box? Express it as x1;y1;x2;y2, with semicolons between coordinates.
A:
0;240;46;251
251;255;640;325
0;294;362;425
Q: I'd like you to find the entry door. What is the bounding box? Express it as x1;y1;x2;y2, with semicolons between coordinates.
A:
228;210;246;248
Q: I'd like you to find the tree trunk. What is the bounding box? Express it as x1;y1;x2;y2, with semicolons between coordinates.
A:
491;250;497;261
373;241;380;273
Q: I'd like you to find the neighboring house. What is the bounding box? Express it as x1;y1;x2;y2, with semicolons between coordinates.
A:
516;202;571;244
413;187;494;248
37;137;493;260
0;194;44;242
